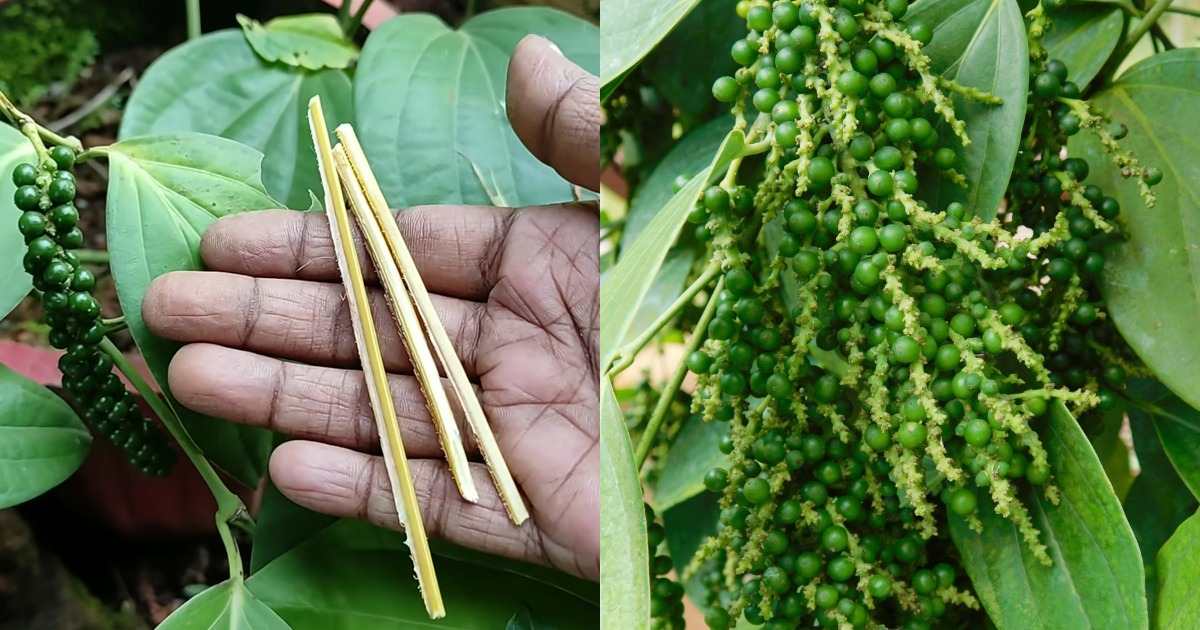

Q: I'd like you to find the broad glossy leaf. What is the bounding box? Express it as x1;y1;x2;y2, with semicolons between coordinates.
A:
0;124;35;318
105;133;279;488
248;519;597;628
950;401;1146;630
0;365;90;509
1043;5;1123;88
908;0;1028;219
600;378;648;629
1072;48;1200;414
600;129;743;369
1154;507;1200;629
159;578;290;629
354;9;598;209
600;0;701;90
237;13;358;70
120;29;353;209
1126;398;1196;621
652;415;728;512
641;0;740;115
1126;379;1200;501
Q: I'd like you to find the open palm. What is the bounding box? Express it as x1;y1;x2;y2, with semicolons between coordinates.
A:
141;36;600;579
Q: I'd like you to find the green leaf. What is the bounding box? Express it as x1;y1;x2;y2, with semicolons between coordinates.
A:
600;0;701;90
949;401;1146;630
600;378;648;629
249;473;336;574
617;116;730;346
104;133;279;488
622;116;732;247
1072;48;1200;415
662;492;720;611
354;9;598;209
908;0;1028;219
160;578;290;629
119;29;353;210
0;365;90;509
0;124;35;318
641;0;740;115
1043;5;1124;88
247;519;597;628
1154;507;1200;629
652;415;728;512
1125;395;1196;621
1126;380;1200;501
601;129;744;370
237;13;358;70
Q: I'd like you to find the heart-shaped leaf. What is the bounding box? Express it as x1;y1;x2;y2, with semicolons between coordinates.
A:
237;13;359;70
120;29;353;210
104;133;279;487
0;124;35;318
159;578;291;629
247;519;598;628
600;0;701;92
0;365;90;509
950;401;1146;630
600;378;648;629
353;8;598;209
908;0;1029;219
1043;5;1124;89
1070;48;1200;413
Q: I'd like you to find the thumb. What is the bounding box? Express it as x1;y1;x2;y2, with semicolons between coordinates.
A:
506;35;600;192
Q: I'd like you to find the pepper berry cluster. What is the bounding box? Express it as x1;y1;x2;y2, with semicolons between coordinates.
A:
631;0;1160;627
12;148;174;476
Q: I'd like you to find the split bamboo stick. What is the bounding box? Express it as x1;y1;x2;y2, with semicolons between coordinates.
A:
332;142;478;504
306;96;444;619
335;124;530;525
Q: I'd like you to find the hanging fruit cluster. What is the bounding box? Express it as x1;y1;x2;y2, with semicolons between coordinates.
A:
635;1;1159;628
12;145;174;476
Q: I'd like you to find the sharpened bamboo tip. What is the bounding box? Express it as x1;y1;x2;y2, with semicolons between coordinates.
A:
308;96;445;619
334;124;531;526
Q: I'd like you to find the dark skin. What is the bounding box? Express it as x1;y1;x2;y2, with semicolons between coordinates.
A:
142;35;601;580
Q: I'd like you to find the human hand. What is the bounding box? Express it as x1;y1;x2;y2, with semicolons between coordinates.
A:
141;35;600;579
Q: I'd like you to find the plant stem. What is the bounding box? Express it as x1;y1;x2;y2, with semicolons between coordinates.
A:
607;261;722;378
0;92;83;156
185;0;201;40
74;249;109;264
465;0;478;19
1165;5;1200;17
1120;0;1174;59
99;338;251;578
345;0;376;37
635;277;723;467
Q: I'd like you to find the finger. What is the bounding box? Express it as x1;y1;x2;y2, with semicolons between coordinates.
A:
506;35;599;191
167;343;476;457
142;271;485;376
200;205;515;301
270;441;553;571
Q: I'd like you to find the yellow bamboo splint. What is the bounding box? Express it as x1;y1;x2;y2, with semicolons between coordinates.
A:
307;96;444;619
335;124;530;525
332;142;479;504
